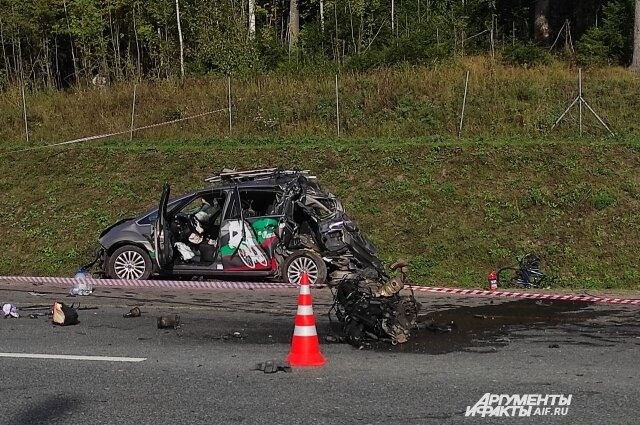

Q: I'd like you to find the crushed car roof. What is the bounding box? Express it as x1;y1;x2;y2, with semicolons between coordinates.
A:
204;168;317;188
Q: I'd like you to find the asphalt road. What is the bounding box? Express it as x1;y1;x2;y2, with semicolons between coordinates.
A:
0;283;638;425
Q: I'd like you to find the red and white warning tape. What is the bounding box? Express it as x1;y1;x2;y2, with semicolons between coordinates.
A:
405;285;640;306
1;276;638;305
0;276;296;290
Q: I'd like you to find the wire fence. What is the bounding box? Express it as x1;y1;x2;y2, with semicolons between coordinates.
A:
2;66;629;155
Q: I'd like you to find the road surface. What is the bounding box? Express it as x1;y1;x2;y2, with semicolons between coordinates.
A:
0;282;638;424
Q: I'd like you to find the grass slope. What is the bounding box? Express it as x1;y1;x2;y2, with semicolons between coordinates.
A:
1;136;639;289
1;58;639;147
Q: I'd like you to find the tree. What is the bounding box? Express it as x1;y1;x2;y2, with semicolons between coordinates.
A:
289;0;299;48
578;0;634;66
534;0;551;44
248;0;256;38
176;0;185;78
632;0;640;70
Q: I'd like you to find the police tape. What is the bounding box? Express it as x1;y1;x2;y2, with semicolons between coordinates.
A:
0;276;297;290
2;276;639;305
404;285;640;306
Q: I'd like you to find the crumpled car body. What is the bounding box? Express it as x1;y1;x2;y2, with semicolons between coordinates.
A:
96;169;383;284
94;168;419;343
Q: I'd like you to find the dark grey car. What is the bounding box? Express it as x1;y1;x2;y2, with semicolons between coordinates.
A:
94;168;386;285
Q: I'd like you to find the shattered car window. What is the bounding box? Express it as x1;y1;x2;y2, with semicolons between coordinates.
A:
305;196;337;220
225;190;242;220
136;196;192;225
240;190;279;217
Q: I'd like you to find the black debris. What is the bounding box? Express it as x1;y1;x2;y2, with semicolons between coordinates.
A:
332;260;421;346
157;315;180;329
325;335;344;343
254;360;291;373
123;307;142;318
52;302;79;326
222;331;246;340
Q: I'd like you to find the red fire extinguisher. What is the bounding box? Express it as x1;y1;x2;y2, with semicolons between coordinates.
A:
488;271;498;290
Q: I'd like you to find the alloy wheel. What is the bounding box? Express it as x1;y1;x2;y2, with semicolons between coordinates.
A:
287;256;319;284
113;250;147;280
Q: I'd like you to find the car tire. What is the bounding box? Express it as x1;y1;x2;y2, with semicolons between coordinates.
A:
108;245;152;280
283;250;327;285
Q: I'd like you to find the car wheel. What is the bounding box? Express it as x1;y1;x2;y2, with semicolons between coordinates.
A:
283;250;327;285
108;245;152;280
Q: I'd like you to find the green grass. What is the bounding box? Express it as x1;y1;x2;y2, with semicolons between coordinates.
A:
1;135;639;290
1;58;640;148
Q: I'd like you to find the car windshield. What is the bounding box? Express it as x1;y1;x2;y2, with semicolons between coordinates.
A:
136;196;191;225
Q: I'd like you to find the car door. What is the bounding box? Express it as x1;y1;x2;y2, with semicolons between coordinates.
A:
216;186;275;271
153;182;173;270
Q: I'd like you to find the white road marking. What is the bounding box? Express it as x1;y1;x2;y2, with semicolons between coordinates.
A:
0;353;146;362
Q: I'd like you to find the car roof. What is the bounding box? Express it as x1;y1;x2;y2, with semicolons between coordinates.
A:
204;168;316;189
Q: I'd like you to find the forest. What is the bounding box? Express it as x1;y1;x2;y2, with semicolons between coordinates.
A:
2;2;640;286
0;0;639;89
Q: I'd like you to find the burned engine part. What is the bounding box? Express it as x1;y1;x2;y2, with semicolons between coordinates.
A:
331;263;420;346
374;259;408;297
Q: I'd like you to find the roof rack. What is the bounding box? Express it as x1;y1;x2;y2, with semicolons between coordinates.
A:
204;168;316;184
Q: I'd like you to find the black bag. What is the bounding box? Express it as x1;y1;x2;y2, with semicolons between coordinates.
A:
52;302;79;326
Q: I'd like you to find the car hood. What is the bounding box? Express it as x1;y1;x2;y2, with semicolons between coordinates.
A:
99;217;135;239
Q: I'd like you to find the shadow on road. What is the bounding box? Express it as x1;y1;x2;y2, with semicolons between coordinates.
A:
11;395;80;425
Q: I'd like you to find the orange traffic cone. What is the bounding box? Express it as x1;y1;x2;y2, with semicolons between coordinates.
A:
287;271;326;367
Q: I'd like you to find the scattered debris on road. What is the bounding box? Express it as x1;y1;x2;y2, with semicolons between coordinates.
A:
254;360;291;373
52;302;79;325
222;331;246;340
2;303;19;318
324;334;343;343
123;307;142;318
69;267;94;296
20;304;53;311
157;315;180;329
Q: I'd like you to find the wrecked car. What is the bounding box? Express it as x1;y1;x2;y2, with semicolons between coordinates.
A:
93;168;420;344
95;168;383;285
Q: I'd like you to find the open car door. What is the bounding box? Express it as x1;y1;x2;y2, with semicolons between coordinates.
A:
153;182;173;270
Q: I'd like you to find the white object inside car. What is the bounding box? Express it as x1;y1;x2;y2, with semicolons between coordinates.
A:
174;242;195;260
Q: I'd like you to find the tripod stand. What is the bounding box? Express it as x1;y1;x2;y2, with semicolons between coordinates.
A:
551;68;615;137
